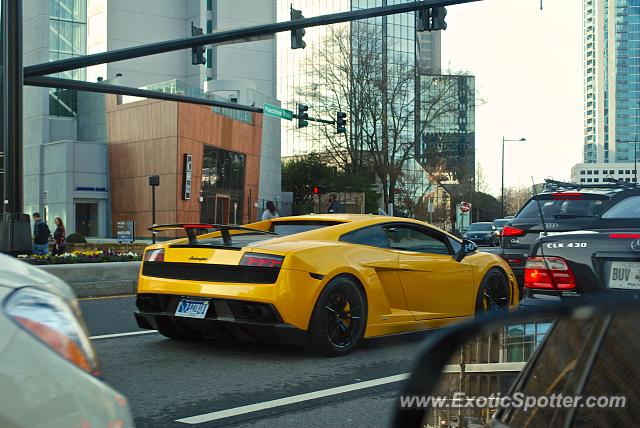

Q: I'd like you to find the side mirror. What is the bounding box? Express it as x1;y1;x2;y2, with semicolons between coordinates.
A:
392;295;640;428
454;239;478;262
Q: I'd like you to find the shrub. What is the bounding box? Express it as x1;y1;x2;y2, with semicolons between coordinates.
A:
66;233;87;244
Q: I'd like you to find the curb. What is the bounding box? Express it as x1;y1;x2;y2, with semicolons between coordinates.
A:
38;261;141;298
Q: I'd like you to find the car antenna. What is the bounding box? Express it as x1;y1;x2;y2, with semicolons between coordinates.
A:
531;176;558;289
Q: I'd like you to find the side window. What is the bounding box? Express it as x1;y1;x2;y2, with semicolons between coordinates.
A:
383;225;451;255
602;195;640;219
339;225;390;249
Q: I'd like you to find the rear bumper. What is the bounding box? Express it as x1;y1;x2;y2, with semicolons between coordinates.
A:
135;312;309;346
500;248;528;286
134;293;309;346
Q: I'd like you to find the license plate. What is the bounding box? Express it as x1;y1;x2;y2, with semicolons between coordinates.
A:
608;262;640;290
175;298;210;319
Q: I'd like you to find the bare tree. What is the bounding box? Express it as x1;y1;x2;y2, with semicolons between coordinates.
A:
297;23;478;210
501;186;532;216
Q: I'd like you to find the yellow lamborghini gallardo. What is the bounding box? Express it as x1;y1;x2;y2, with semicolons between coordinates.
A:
135;214;518;355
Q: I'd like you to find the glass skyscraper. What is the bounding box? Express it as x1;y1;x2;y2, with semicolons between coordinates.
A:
572;0;639;184
583;0;640;164
277;0;441;213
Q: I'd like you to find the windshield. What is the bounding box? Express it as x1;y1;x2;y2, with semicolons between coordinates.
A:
468;223;492;231
193;221;341;247
492;219;509;228
516;198;607;220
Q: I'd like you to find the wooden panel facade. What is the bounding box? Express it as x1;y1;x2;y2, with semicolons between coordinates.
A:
107;97;263;237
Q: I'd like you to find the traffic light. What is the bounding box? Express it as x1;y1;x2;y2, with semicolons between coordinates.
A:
432;7;447;31
297;104;309;128
191;23;206;65
417;7;447;32
336;111;347;134
290;7;306;49
313;186;319;195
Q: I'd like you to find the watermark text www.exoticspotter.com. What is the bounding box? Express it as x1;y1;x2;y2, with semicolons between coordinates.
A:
399;392;627;412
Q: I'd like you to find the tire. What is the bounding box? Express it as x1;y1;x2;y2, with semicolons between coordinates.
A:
156;317;205;341
475;268;511;314
308;276;367;356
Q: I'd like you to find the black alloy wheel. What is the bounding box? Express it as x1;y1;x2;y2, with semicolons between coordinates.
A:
475;268;511;313
309;276;367;356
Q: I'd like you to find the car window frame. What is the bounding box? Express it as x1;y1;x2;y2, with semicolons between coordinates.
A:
381;222;455;256
339;222;457;256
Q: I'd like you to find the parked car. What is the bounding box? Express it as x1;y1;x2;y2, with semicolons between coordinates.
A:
0;253;133;427
491;218;510;235
522;187;640;305
135;214;519;356
500;179;637;289
464;222;500;246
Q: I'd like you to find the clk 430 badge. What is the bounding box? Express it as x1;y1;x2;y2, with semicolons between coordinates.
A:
546;242;588;249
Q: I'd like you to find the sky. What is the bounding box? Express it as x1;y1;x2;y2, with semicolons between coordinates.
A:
441;0;583;195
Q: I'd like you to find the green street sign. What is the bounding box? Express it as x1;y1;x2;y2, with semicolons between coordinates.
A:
263;103;293;121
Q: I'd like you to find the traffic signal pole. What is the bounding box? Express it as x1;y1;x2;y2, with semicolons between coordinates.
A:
1;0;31;254
24;0;481;79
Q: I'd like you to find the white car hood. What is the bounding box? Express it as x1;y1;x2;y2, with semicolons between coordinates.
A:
0;253;76;301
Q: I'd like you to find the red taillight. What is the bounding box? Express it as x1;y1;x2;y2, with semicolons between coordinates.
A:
240;253;284;268
144;248;165;262
610;233;640;239
502;226;526;237
552;192;583;200
524;256;576;290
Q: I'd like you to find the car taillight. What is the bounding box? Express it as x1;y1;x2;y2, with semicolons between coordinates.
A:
610;233;640;239
502;226;525;237
5;287;100;376
552;192;583;200
524;256;576;290
240;253;284;268
144;248;165;262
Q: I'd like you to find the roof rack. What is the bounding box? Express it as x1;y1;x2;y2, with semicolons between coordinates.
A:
542;178;637;193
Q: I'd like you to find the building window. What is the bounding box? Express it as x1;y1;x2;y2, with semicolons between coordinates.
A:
206;48;213;68
587;178;593;182
49;0;87;117
207;0;213;11
207;20;213;34
200;146;246;224
580;170;586;175
580;178;586;183
594;178;599;182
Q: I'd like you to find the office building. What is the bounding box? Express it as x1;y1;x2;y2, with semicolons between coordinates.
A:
572;0;640;183
21;0;280;238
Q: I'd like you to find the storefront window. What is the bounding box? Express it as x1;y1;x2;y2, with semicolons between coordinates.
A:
200;146;246;224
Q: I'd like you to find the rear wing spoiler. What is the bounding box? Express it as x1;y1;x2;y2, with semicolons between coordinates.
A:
148;223;276;245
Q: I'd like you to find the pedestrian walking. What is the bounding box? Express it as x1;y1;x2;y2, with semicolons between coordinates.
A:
327;194;346;213
261;201;280;221
52;217;67;256
32;212;51;255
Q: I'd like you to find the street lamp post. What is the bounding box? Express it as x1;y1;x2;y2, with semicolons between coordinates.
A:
148;175;160;243
501;137;527;217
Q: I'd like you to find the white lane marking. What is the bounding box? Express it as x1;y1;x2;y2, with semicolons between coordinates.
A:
90;330;158;340
176;372;410;425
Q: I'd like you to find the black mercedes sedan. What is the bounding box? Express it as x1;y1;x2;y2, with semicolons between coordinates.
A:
521;188;640;306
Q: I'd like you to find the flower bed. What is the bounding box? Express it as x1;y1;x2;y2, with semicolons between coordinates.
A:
18;250;141;265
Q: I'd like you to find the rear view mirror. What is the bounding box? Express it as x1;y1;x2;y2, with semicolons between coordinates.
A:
393;296;640;428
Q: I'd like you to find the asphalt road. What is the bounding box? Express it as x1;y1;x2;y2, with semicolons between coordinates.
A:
80;296;431;428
